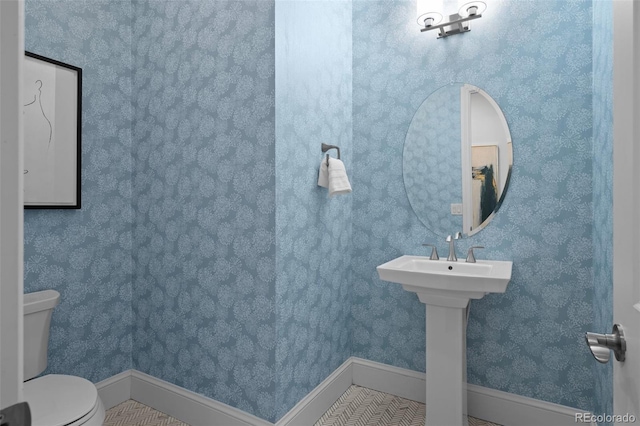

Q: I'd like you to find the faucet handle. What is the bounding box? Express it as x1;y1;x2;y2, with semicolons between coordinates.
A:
466;246;484;263
422;244;439;260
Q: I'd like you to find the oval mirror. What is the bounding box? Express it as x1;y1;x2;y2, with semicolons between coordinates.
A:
403;83;513;236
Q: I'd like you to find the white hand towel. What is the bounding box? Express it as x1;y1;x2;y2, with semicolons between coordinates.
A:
328;157;352;197
317;158;329;188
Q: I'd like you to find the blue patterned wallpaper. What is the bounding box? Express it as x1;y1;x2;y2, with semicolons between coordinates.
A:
131;0;277;421
352;0;597;411
24;0;133;383
274;0;352;419
592;0;613;421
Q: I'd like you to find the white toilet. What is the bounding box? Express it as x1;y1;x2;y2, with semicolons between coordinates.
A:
23;290;105;426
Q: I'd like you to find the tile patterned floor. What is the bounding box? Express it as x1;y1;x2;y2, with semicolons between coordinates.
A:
104;386;501;426
103;399;188;426
314;385;501;426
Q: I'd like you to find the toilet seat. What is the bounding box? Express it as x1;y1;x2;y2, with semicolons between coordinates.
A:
23;374;105;426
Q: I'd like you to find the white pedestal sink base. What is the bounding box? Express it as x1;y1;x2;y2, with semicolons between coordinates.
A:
376;256;512;426
425;304;469;426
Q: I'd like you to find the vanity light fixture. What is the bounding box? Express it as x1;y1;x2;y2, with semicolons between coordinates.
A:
417;0;486;39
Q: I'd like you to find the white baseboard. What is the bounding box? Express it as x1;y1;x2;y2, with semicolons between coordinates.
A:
95;369;132;410
351;358;426;403
95;360;594;426
466;383;595;426
276;357;353;426
349;357;593;426
129;370;273;426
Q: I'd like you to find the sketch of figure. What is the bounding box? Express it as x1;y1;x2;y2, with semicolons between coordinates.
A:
24;80;53;150
24;69;56;203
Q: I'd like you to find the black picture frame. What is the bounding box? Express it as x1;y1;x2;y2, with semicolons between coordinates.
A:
24;51;82;209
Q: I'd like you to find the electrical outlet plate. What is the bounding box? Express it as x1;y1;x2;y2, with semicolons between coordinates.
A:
451;203;463;215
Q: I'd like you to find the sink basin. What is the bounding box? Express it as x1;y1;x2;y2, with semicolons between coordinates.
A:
377;255;512;307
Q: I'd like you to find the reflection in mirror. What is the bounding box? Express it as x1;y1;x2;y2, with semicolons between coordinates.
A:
403;83;512;237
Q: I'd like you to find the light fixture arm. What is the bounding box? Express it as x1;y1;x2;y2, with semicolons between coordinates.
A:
420;12;482;38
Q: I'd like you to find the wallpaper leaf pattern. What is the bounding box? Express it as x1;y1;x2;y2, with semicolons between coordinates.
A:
275;0;352;419
23;0;612;422
131;0;277;420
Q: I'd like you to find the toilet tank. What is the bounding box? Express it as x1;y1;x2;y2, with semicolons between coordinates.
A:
24;290;60;380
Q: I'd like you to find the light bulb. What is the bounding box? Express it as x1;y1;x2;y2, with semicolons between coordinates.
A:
417;0;443;27
457;0;487;18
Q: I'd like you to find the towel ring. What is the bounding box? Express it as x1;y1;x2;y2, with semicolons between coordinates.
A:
321;143;341;166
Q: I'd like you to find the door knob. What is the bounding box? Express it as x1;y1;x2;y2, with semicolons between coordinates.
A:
585;324;626;363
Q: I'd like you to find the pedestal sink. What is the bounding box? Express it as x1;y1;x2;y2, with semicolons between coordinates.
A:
377;255;512;426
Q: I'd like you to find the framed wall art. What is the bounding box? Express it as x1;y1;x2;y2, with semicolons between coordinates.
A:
24;51;82;209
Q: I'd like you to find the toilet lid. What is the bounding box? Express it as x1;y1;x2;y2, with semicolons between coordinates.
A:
24;374;98;426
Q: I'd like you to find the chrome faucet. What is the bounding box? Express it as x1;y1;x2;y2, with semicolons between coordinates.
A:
446;232;462;261
466;246;484;263
422;244;439;260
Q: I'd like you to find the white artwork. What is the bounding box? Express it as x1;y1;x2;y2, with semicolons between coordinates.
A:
23;52;81;208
